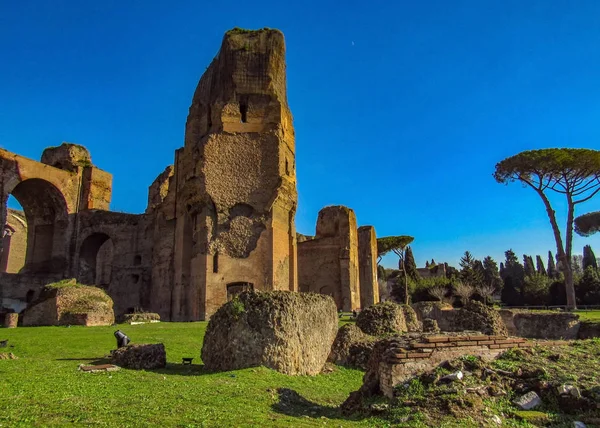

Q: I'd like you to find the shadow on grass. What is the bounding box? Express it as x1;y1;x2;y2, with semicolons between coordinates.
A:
150;362;208;376
271;388;367;422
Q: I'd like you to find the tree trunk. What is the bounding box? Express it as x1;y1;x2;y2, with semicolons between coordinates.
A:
537;189;576;309
402;256;408;305
564;195;577;309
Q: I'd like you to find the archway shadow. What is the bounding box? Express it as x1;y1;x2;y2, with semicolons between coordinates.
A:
271;388;368;422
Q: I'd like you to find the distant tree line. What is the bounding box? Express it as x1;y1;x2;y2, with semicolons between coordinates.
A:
499;245;600;306
378;245;600;307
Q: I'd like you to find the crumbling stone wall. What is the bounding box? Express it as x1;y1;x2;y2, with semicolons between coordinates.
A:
146;28;298;321
298;206;360;311
22;281;115;326
358;225;378;308
578;321;600;339
1;28;379;323
75;210;152;317
0;273;62;314
361;334;564;398
499;309;581;339
0;144;112;278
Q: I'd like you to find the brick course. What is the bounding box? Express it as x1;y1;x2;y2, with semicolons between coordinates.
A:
376;333;571;398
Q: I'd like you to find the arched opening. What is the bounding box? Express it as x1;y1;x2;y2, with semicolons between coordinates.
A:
78;233;113;286
227;282;253;301
4;179;69;274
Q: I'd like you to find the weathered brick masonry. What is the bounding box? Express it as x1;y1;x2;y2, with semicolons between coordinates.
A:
377;334;568;397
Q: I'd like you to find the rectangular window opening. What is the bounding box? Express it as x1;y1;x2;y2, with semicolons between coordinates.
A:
240;102;248;123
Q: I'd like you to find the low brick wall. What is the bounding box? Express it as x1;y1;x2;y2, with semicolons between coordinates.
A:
377;334;567;398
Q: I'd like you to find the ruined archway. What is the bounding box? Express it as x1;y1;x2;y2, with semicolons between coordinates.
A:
5;178;69;274
78;232;113;286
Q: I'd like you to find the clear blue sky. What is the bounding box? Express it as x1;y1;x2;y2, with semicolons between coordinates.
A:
1;0;599;269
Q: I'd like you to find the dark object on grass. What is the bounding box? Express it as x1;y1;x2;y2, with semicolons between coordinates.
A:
114;330;130;348
182;357;194;365
0;340;7;348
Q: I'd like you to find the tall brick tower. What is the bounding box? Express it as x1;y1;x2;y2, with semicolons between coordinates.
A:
164;28;297;320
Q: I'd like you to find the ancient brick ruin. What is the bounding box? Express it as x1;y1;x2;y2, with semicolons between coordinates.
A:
0;28;380;320
362;333;568;399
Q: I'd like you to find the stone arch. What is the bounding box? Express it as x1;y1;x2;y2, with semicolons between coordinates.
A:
77;232;113;286
6;178;69;274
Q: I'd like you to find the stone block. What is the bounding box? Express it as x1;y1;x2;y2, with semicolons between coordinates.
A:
201;291;337;376
111;344;166;370
513;391;542;410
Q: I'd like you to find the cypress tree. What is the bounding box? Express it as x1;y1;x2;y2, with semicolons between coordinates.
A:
583;245;598;270
524;255;536;277
483;256;502;290
404;246;420;281
501;249;525;305
473;260;486;287
547;251;558;279
536;255;547;276
460;251;483;286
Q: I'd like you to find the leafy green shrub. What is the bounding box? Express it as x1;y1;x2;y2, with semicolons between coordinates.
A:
120;312;160;323
229;298;246;319
577;267;600;304
522;273;550;305
410;277;455;303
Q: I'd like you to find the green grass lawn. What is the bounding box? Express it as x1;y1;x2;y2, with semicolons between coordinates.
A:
0;322;379;427
2;320;598;427
576;310;600;322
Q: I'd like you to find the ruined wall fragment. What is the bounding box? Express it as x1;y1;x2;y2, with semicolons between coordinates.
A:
149;28;298;320
298;206;360;311
358;225;379;308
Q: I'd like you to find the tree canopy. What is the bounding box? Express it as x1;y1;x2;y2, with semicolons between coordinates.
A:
575;211;600;237
494;148;600;309
377;236;414;258
494;149;600;192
